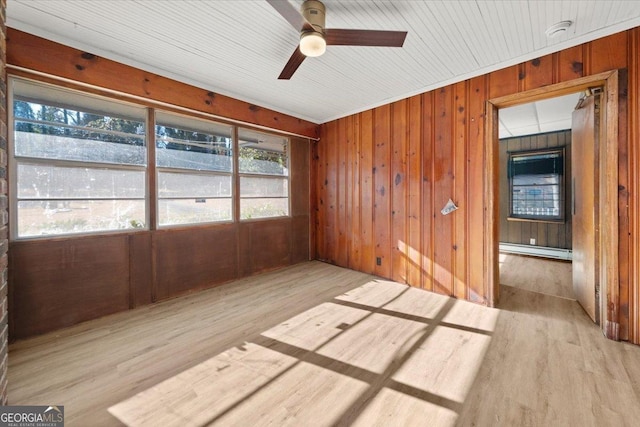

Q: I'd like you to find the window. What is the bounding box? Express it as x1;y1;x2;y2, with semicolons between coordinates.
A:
10;79;295;239
238;128;289;220
509;149;564;221
156;112;233;226
12;79;147;238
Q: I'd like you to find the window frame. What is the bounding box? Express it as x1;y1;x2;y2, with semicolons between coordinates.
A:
9;77;149;240
154;110;235;228
237;128;290;221
508;147;565;223
8;77;296;240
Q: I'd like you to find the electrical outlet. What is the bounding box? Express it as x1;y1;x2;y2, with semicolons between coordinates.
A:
530;238;536;245
376;257;382;266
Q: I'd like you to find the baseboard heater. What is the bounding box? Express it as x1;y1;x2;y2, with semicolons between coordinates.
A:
499;243;572;261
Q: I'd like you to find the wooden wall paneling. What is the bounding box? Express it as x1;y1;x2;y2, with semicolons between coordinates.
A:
324;121;338;264
422;92;435;292
155;225;238;299
6;29;319;139
588;31;629;74
336;118;349;267
557;45;585;83
349;114;362;271
391;99;408;284
291;216;311;264
433;87;455;296
601;70;621;340
617;69;630;340
489;65;520;99
373;104;392;278
308;28;638;340
309;141;318;261
315;127;327;260
240;219;292;274
129;232;153;308
360;110;375;274
485;99;500;305
289;137;310;217
9;235;131;339
454;81;468;299
407;95;423;288
467;76;488;304
524;55;555;91
289;136;311;264
6;32;316;341
630;27;640;344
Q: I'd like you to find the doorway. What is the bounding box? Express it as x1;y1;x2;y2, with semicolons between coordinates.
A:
485;70;621;340
497;89;601;321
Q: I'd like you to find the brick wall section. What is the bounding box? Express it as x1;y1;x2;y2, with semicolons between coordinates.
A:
0;0;8;406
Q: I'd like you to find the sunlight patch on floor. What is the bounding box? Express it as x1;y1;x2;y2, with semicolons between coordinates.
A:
109;279;499;426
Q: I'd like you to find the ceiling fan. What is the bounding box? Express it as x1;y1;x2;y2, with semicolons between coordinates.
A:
266;0;408;79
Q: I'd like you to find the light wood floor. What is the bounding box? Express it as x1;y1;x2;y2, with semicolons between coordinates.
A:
499;253;574;299
9;261;640;426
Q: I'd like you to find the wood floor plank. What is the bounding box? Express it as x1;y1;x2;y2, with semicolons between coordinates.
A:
499;253;574;299
8;260;640;426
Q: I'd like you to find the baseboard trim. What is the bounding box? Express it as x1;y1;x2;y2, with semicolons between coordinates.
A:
499;243;572;261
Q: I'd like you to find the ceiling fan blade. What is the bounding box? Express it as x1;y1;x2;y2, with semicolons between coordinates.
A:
266;0;313;31
326;29;407;47
278;47;307;80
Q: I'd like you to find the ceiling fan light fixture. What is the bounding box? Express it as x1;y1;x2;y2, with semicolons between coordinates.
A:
299;31;326;57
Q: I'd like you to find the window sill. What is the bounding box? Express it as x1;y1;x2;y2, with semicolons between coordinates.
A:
507;216;565;224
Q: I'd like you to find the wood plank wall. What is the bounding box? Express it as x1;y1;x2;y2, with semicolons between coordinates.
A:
499;130;572;249
9;136;311;340
314;27;640;344
5;30;317;340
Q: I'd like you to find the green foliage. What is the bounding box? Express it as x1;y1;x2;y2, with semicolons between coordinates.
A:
239;146;287;174
129;219;145;228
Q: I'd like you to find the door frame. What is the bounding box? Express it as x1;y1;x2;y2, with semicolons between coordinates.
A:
485;69;620;340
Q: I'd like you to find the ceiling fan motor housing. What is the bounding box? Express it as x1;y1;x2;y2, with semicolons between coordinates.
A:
301;0;326;34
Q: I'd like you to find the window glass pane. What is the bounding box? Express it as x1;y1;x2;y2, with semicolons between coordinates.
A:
17;200;145;238
14;95;146;165
512;174;561;217
240;198;289;220
238;128;288;176
17;164;145;199
158;172;232;225
156;112;232;172
12;79;148;239
14;79;145;120
240;176;288;198
159;199;232;226
158;172;232;198
509;149;564;220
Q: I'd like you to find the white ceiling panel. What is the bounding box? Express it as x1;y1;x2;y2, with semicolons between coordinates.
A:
499;92;581;139
7;1;640;124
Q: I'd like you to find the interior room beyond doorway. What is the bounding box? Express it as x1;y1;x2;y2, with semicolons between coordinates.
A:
498;92;580;300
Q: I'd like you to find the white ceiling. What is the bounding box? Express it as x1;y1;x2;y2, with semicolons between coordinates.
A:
499;91;581;139
7;1;640;125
